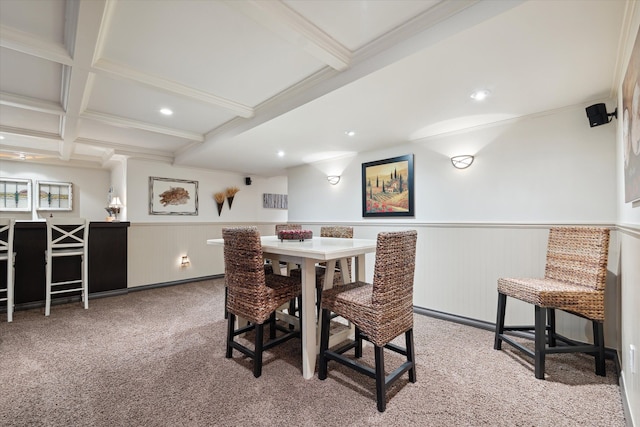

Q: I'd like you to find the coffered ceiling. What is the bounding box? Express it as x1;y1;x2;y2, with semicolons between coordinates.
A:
0;0;630;176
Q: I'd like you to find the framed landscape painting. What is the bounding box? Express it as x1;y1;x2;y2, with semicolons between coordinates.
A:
362;154;414;217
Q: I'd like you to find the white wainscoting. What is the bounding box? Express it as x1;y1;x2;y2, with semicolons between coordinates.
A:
128;221;621;346
128;222;275;288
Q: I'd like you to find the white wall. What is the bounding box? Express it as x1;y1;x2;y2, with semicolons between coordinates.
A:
0;160;110;221
126;158;287;223
124;158;289;286
289;105;616;223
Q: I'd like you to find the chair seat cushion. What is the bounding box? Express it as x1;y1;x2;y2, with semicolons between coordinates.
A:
497;277;604;321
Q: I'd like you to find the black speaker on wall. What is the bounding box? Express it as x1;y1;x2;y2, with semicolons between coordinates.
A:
586;103;617;127
245;177;252;185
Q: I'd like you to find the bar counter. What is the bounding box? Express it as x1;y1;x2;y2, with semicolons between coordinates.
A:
5;221;129;309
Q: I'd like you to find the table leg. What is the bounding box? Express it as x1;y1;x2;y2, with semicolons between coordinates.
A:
301;257;317;379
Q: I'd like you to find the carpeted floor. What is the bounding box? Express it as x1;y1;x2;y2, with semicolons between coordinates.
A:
0;278;625;426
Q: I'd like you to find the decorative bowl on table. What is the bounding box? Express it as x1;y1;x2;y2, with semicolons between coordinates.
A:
278;229;313;242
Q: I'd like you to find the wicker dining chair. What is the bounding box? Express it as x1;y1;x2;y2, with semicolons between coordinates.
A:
223;227;302;378
318;230;417;412
290;226;354;315
494;227;610;379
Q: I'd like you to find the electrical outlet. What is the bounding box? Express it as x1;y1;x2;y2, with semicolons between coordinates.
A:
631;345;637;374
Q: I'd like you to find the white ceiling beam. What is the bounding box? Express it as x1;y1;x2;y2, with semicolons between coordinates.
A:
0;24;73;65
81;110;204;142
0;91;64;115
226;0;351;71
91;59;255;118
59;0;111;160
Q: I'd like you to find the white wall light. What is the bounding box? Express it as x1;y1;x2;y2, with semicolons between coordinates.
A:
327;175;341;185
451;155;474;169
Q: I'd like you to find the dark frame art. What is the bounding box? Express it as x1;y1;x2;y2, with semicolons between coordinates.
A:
362;154;414;217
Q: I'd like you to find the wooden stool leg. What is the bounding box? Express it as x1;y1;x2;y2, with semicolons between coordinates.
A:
594;321;606;376
254;323;264;378
494;292;506;350
374;345;386;412
226;313;235;358
534;305;546;379
406;329;416;383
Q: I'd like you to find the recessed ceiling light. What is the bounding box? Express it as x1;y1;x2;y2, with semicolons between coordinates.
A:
470;90;490;101
0;135;5;139
18;153;26;160
345;130;356;137
160;108;173;116
277;151;285;157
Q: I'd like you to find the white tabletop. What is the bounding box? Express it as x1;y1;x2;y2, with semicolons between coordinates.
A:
207;235;377;260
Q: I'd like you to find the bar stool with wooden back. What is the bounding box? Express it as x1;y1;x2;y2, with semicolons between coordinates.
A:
494;226;610;379
0;218;16;322
318;230;418;412
223;227;302;377
45;218;89;316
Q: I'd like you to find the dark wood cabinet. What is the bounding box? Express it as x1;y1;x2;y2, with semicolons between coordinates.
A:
7;221;129;309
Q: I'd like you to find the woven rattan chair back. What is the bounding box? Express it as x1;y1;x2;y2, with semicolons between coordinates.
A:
222;227;271;324
275;223;302;233
544;227;609;290
320;226;353;239
371;231;417;329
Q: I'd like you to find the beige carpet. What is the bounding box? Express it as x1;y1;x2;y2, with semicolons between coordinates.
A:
0;279;625;426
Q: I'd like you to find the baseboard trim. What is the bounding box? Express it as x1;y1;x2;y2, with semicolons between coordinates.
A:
127;275;223;293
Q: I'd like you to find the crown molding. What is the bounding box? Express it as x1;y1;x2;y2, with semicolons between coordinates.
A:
0;91;64;115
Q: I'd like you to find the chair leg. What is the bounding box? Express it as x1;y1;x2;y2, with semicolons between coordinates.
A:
594;321;606;376
494;292;507;350
82;253;89;310
547;308;556;347
355;326;363;358
406;329;416;383
224;286;228;319
7;259;14;323
374;345;386;412
226;313;235;358
269;312;276;340
534;305;546;379
45;254;51;317
254;323;264;378
318;308;331;380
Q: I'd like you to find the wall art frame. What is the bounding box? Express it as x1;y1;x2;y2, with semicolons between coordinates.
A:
36;180;72;211
0;177;32;211
362;154;414;217
149;176;198;215
623;27;640;203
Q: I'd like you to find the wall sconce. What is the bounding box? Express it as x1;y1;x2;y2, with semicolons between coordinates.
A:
451;155;474;169
109;196;123;220
327;175;341;185
181;255;190;267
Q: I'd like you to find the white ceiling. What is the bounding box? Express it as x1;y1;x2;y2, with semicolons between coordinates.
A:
0;0;630;176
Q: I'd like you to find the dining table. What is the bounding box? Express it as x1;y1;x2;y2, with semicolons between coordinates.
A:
207;234;377;379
